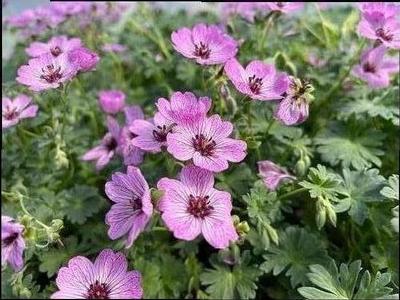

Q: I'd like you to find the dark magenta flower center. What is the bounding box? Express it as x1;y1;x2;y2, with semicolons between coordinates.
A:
50;46;62;57
194;42;211;59
86;280;110;299
2;232;19;246
276;2;286;8
362;62;376;73
3;107;19;120
375;28;393;42
130;196;142;212
152;124;173;143
40;64;63;83
187;194;213;218
104;136;118;151
192;134;216;156
248;74;263;94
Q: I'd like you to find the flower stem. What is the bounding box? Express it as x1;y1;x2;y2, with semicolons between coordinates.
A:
18;194;50;230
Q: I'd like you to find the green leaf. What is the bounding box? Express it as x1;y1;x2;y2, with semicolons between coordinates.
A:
58;185;105;224
380;174;399;201
260;226;330;287
341;168;386;225
298;260;393;300
315;123;384;170
200;251;262;299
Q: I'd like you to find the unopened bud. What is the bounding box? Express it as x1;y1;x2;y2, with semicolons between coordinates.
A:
326;204;337;227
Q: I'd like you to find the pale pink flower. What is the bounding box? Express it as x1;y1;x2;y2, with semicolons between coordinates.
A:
102;43;127;53
105;167;153;248
51;249;142;299
265;2;305;14
258;160;296;190
224;58;289;101
68;47;100;72
171;23;238;65
2;95;38;129
352;46;399;89
157;165;238;249
167;114;247;172
26;35;82;58
16;53;77;92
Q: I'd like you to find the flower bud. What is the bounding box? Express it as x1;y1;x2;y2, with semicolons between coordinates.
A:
98;90;126;114
295;160;307;176
315;198;326;230
326;204;337;227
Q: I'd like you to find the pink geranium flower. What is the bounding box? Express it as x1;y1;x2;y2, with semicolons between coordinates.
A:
2;95;38;129
156;91;211;125
68;47;100;72
274;77;313;126
16;53;77;92
81;116;121;171
171;23;238;65
130;92;211;153
105;167;153;247
26;35;82;58
51;249;143;299
352;46;399;89
265;2;304;14
167;114;247;172
224;58;289;101
1;216;25;272
98;90;126;114
257;160;296;190
119;106;145;166
157;165;238;249
357;2;400;49
221;2;269;23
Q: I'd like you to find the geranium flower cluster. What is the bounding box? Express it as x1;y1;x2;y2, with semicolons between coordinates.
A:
17;35;99;92
4;2;132;37
352;2;400;89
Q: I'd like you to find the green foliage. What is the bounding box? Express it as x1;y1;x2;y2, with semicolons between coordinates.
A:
298;259;394;300
380;174;399;201
315;123;384;170
200;251;262;299
260;226;330;287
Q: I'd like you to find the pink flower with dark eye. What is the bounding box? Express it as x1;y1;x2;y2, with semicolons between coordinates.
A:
98;90;126;114
274;77;313;126
105;167;153;248
357;2;400;49
171;23;238;65
167;114;247;172
257;160;296;190
2;95;38;129
224;58;289;101
265;2;304;14
51;249;143;299
81;116;121;171
16;53;77;92
102;43;127;53
130;91;210;153
1;216;25;272
68;47;100;72
352;46;399;89
157;165;238;249
119;106;145;166
156;91;211;125
26;35;82;58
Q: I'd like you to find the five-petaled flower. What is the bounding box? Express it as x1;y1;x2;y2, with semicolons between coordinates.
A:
16;53;77;92
105;166;153;247
224;58;289;101
167;114;247;172
171;23;238;65
26;35;82;58
51;249;143;299
2;94;38;129
352;46;399;89
157;165;238;249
